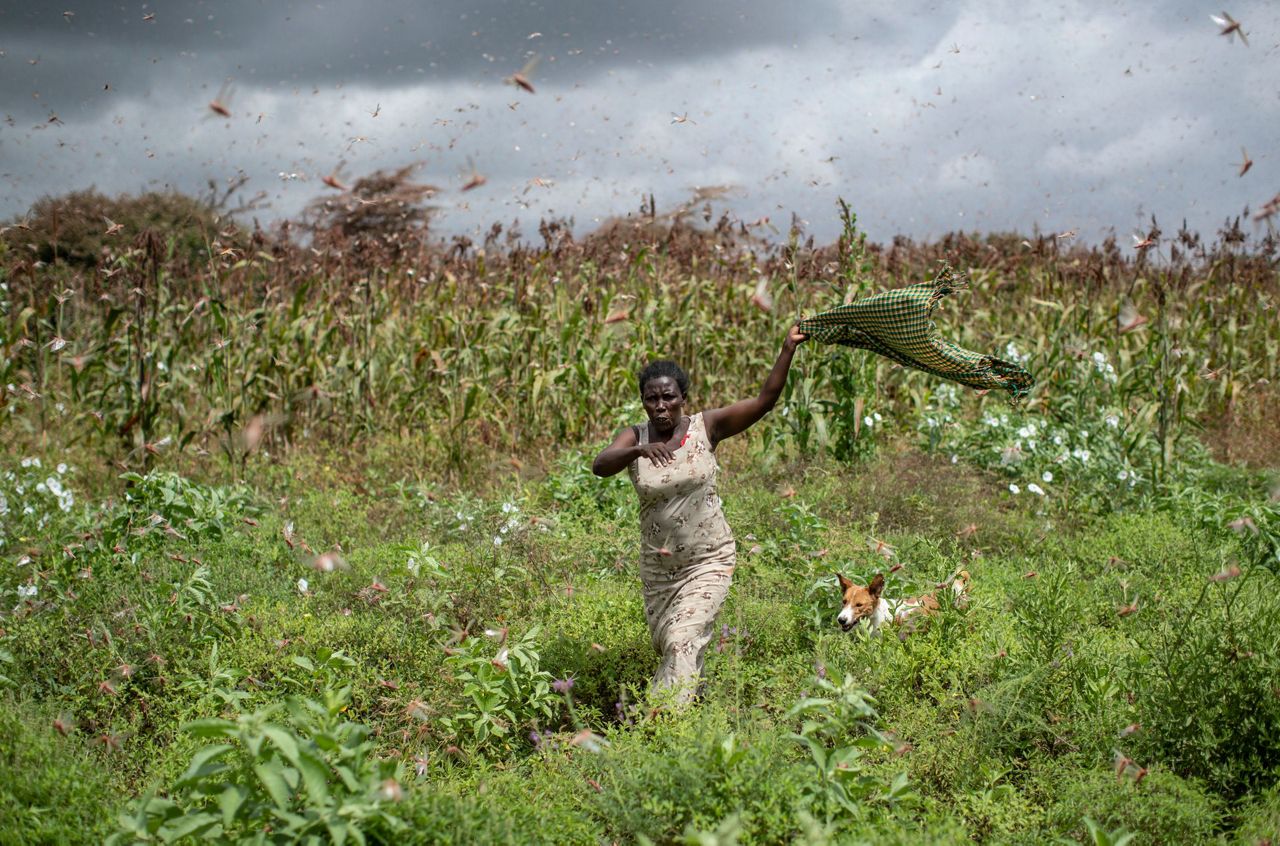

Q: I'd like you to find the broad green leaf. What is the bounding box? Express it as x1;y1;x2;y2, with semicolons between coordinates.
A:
334;765;361;792
261;725;301;766
183;719;237;739
253;761;292;809
295;747;332;807
173;743;234;789
244;730;265;759
325;818;349;846
218;785;246;829
156;811;221;842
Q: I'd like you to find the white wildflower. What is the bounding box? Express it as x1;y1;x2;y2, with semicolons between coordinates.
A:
297;577;309;593
1105;415;1120;428
17;584;37;599
873;412;882;422
863;416;874;428
1118;470;1129;481
1042;471;1053;483
56;463;67;474
1009;483;1021;495
493;536;503;547
950;454;959;464
1028;483;1045;496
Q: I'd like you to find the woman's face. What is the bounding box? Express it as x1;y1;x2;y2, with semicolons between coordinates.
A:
641;376;685;434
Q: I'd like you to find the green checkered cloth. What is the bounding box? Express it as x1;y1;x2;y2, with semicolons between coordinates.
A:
797;266;1034;402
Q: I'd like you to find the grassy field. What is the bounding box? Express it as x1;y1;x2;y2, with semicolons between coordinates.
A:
2;196;1279;843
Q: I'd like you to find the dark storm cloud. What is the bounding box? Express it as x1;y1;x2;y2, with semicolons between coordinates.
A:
1;0;845;121
1;0;1278;245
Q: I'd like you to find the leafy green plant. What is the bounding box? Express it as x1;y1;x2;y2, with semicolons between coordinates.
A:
110;672;406;845
586;713;808;844
545;448;633;520
106;470;256;550
1124;565;1280;795
176;643;252;713
785;673;912;823
440;627;558;751
1041;765;1221;844
0;697;120;844
143;564;240;649
1074;816;1135;846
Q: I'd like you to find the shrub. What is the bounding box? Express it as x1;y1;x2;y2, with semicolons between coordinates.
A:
584;712;809;845
1041;765;1222;844
4;189;224;269
107;470;257;550
0;696;121;845
1124;569;1280;796
543;448;634;521
1231;780;1280;845
110;674;407;844
439;627;559;754
540;578;652;724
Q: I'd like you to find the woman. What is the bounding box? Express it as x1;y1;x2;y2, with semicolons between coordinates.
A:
592;325;806;704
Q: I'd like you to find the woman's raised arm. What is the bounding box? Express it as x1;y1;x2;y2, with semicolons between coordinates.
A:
703;324;806;447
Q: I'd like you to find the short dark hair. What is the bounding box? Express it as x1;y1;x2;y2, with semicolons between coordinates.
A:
638;360;689;397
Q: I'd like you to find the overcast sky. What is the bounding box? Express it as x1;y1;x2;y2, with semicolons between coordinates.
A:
2;0;1277;244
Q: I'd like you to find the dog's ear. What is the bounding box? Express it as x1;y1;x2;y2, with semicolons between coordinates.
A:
836;572;853;592
868;573;885;598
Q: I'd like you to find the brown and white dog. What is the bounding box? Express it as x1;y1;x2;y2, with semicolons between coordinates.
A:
835;570;970;635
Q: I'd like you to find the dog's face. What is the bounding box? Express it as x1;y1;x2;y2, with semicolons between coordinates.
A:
836;572;884;631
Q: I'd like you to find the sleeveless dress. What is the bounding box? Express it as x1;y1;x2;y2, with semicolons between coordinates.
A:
627;412;736;703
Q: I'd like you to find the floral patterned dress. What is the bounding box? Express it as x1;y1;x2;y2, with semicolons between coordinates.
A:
627;412;736;703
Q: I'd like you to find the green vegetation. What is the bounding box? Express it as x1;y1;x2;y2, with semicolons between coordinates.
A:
1;194;1278;843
